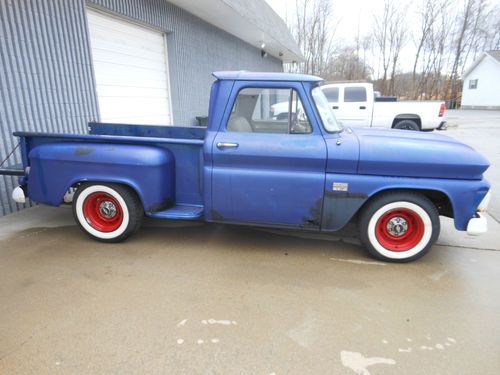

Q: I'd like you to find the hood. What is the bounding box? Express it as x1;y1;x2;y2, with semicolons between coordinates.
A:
351;127;489;180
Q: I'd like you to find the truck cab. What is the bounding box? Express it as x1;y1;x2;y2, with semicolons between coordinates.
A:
322;82;374;127
206;72;339;228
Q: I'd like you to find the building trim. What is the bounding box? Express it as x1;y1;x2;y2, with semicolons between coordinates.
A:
463;51;500;78
166;0;303;62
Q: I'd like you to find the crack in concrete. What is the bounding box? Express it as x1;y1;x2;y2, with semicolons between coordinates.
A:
0;336;31;362
435;244;500;252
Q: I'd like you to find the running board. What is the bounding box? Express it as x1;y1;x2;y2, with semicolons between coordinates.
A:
147;204;204;220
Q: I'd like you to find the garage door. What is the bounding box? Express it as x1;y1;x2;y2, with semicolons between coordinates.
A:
87;9;172;125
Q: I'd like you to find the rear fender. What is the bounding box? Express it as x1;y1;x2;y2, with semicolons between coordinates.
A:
27;143;175;213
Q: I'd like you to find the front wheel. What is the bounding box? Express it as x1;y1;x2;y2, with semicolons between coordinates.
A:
358;192;440;262
73;183;143;242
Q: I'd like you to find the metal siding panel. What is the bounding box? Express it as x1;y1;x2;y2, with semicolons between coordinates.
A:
0;0;99;216
0;0;282;216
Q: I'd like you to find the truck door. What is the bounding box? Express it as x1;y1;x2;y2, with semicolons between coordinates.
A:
336;85;372;127
210;82;327;229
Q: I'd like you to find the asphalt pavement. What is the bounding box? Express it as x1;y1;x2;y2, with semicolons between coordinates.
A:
0;110;499;375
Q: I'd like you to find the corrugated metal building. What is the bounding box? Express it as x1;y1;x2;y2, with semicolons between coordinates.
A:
0;0;302;216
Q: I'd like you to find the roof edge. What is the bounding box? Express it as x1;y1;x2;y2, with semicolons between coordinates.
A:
167;0;303;62
212;71;323;82
463;51;500;78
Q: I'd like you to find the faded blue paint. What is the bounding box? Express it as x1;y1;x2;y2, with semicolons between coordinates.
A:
89;122;206;140
28;142;176;212
321;173;489;232
209;79;327;228
353;128;489;180
16;129;204;208
12;73;491;235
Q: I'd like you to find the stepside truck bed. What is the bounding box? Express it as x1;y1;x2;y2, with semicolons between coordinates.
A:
14;123;207;218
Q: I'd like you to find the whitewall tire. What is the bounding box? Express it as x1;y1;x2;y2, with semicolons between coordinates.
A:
73;183;143;242
359;192;440;262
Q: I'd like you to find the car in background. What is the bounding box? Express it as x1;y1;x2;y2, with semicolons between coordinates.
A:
321;82;446;131
271;82;446;131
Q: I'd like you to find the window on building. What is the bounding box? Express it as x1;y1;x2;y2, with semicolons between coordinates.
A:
227;88;312;134
323;87;339;103
469;79;478;89
344;87;367;102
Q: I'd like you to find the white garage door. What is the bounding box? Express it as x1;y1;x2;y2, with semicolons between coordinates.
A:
87;9;172;125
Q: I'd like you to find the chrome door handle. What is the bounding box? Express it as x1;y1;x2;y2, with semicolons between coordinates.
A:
216;142;239;149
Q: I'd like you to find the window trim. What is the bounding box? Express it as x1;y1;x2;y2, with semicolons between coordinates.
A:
309;85;343;134
469;79;478;89
226;86;313;135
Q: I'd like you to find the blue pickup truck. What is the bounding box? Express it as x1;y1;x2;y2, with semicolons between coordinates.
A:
4;71;491;262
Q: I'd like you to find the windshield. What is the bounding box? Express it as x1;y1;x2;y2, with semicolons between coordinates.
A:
311;86;342;132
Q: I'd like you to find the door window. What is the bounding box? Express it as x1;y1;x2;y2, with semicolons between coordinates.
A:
227;88;312;134
344;87;367;102
323;87;339;103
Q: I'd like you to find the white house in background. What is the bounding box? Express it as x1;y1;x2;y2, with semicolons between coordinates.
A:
461;50;500;109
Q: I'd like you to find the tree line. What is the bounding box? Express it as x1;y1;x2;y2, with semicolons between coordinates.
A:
286;0;500;106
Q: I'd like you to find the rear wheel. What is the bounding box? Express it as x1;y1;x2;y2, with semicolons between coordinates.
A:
358;192;440;262
393;119;420;131
73;183;143;242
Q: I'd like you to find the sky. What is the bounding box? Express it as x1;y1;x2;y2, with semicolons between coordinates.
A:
265;0;380;42
264;0;500;75
264;0;414;74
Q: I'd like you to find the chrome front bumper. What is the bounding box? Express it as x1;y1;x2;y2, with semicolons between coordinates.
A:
467;212;487;235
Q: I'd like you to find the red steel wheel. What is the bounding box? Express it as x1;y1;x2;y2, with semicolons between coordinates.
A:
82;192;123;232
374;208;424;252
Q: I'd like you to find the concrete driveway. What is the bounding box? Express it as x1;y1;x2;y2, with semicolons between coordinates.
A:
446;109;500;221
1;110;499;374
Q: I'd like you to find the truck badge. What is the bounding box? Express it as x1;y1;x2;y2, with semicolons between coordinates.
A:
332;182;348;192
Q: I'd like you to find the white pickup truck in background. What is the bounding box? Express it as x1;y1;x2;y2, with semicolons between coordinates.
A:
320;82;446;131
270;82;446;131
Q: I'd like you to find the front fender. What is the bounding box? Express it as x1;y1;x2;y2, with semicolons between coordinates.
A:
27;143;175;212
321;173;490;232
